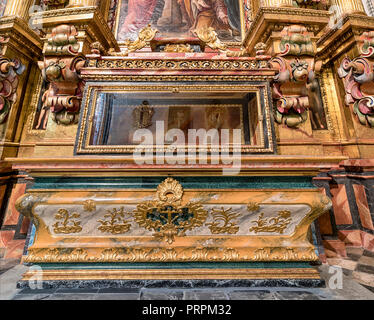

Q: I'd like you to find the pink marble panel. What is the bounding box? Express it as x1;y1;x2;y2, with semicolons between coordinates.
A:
330;184;353;225
3;183;27;226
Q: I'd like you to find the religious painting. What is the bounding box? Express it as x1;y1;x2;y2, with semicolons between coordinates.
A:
0;0;7;17
114;0;243;42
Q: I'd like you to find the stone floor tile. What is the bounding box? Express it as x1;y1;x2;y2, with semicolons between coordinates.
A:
346;247;364;261
352;271;374;287
140;290;184;300
363;250;374;258
44;293;98;300
93;293;140;300
227;290;276;300
358;255;374;268
272;291;321;300
183;290;228;300
326;258;358;271
12;294;52;300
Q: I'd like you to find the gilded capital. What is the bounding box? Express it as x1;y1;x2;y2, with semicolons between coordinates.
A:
330;0;366;15
3;0;34;21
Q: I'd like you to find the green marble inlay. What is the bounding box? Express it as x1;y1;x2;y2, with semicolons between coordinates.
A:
30;176;315;190
29;262;313;270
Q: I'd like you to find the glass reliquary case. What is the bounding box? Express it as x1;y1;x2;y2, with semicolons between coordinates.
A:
75;81;276;155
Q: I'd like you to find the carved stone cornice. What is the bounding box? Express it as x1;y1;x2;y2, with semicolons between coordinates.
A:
30;6;119;53
243;7;331;54
317;14;374;65
0;16;43;60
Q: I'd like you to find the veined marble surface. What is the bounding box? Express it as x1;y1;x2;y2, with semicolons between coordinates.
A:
34;203;311;238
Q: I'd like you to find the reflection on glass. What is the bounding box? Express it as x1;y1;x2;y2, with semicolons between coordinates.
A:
89;92;259;148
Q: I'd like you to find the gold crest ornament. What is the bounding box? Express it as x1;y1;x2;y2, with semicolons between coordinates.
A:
133;178;208;244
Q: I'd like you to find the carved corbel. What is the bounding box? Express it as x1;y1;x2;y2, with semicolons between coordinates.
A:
42;0;69;10
338;31;374;128
0;54;25;124
269;25;319;128
37;25;86;128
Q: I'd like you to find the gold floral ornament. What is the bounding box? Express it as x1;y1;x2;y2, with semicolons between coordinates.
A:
247;202;260;212
108;25;159;56
250;210;292;234
196;27;227;51
195;27;249;57
53;209;82;234
83;200;96;212
163;44;194;53
206;207;240;234
133;178;208;244
97;207;132;235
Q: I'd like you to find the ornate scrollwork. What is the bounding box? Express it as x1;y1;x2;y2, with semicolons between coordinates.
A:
0;56;25;124
270;25;320;128
249;210;292;234
196;27;227;51
108;24;158;56
53;209;82;234
206;207;240;234
37;25;86;128
338;31;374;127
195;27;249;57
97;207;132;235
163;44;194;53
133;178;208;244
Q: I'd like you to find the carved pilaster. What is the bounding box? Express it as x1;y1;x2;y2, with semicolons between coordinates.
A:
30;5;118;126
330;0;366;15
269;25;321;127
338;31;374;127
38;25;86;126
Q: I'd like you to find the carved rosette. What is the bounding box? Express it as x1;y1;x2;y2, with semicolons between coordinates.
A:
338;31;374;128
0;55;25;124
38;25;86;127
270;25;319;128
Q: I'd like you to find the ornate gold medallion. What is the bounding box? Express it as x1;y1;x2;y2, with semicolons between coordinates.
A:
133;178;208;244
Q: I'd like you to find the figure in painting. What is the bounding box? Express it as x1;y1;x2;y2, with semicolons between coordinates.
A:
118;0;164;40
178;0;235;38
